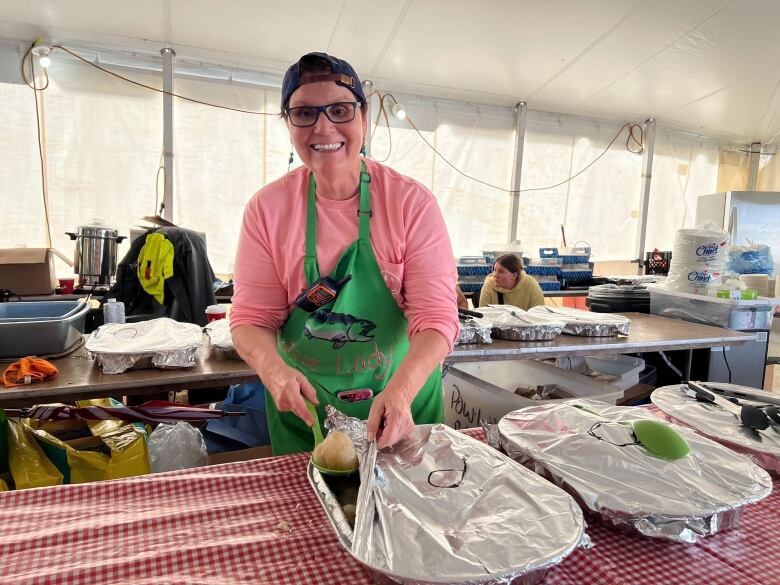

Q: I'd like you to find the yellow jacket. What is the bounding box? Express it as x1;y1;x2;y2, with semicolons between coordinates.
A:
478;271;545;310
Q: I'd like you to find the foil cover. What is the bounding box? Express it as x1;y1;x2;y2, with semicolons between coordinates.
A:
456;316;493;345
651;384;780;475
85;318;203;374
528;306;631;336
497;399;772;543
309;408;587;585
479;305;565;341
204;318;242;360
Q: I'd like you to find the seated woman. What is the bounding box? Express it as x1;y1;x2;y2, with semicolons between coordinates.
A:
478;253;544;310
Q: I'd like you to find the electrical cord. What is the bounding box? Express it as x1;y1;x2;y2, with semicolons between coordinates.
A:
373;91;645;194
21;42;648;202
25;42;54;249
722;348;733;384
31;44;277;116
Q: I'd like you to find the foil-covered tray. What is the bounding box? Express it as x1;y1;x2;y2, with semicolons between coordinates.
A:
309;408;588;585
456;316;493;345
204;318;242;360
496;399;772;543
528;306;631;337
85;318;203;374
479;305;565;342
651;384;780;475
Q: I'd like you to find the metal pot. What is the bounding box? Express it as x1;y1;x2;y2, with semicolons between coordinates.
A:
66;226;126;289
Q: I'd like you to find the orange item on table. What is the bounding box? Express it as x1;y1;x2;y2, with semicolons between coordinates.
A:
3;357;59;388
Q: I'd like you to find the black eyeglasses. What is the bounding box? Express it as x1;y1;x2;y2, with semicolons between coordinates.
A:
286;101;361;127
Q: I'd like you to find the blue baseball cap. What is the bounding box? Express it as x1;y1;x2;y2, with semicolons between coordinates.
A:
281;52;366;111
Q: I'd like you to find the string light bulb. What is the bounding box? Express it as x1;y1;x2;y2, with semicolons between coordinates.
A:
391;101;406;120
31;44;52;68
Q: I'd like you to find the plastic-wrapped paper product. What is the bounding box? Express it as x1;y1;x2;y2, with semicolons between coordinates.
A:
496;400;771;543
309;407;588;585
85;318;203;374
456;316;492;345
204;318;241;360
528;306;630;337
652;384;780;475
666;222;729;293
479;305;565;341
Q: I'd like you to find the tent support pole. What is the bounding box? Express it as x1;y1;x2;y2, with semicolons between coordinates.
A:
362;80;373;158
508;101;527;245
161;47;175;223
635;117;656;275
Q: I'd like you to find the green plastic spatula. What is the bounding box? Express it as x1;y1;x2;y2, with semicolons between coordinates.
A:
306;400;358;476
572;403;690;460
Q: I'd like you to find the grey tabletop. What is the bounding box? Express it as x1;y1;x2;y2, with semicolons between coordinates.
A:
0;313;755;407
449;312;756;363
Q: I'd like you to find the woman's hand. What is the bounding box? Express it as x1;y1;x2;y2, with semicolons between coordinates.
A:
261;361;319;426
366;386;415;449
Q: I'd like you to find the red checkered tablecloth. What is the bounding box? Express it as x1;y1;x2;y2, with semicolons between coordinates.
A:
0;428;777;585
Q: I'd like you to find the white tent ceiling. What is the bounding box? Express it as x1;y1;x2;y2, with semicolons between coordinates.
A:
1;0;779;144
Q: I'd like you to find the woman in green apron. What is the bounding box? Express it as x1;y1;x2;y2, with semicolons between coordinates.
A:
231;52;459;455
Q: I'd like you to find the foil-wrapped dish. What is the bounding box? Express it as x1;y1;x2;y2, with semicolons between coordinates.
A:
85;318;203;374
479;305;565;342
456;315;493;345
528;306;631;337
309;408;588;585
204;318;241;360
652;383;780;476
496;399;772;543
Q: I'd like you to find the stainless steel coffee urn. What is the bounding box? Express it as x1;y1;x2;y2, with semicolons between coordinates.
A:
66;226;126;290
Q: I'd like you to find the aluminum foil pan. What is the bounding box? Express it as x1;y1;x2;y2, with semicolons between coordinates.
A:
309;408;587;585
456;316;493;345
479;305;565;341
528;306;631;336
496;399;772;543
204;318;242;360
85;318;203;374
651;384;780;476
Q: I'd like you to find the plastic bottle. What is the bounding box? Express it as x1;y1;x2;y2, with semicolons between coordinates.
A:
103;298;126;324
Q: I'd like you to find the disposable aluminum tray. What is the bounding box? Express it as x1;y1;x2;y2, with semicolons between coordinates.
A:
496;400;772;543
0;302;90;360
456;316;492;345
480;305;565;342
204;319;242;360
651;384;780;475
85;318;203;374
309;409;588;585
528;306;630;337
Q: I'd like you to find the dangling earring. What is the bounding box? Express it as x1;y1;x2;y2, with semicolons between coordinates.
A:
360;144;367;157
288;150;294;165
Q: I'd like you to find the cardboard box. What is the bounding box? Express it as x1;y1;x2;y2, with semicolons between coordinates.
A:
208;445;274;465
0;248;58;295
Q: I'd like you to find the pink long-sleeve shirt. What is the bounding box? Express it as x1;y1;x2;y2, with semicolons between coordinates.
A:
231;159;459;351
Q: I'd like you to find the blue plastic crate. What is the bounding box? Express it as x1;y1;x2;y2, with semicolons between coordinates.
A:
561;255;590;265
526;265;562;277
538;281;562;291
560;270;593;280
457;265;492;277
459;283;482;293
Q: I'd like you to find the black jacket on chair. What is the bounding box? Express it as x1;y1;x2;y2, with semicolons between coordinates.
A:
110;227;217;326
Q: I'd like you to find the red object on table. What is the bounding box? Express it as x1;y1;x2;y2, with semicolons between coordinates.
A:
57;278;75;294
0;428;776;585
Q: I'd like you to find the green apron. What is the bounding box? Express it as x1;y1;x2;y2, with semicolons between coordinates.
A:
265;164;444;455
